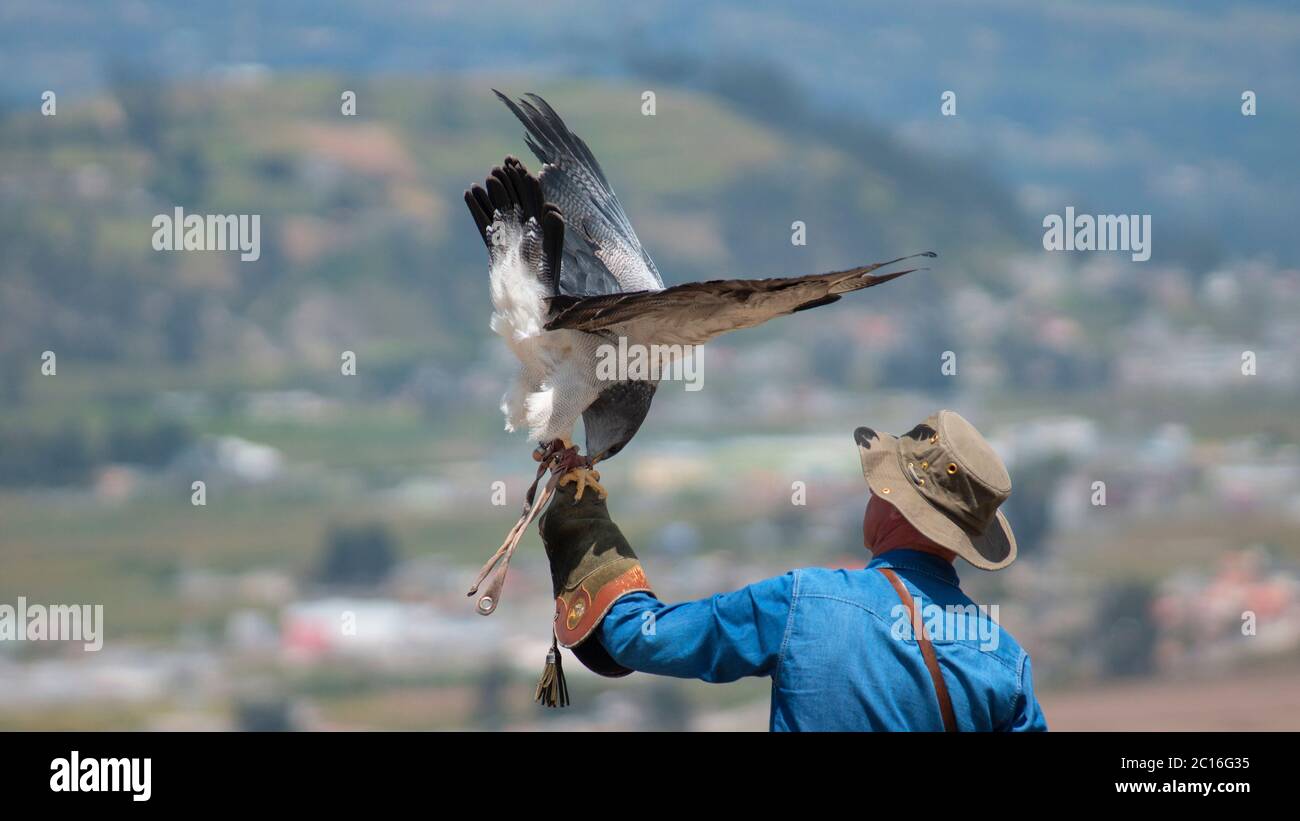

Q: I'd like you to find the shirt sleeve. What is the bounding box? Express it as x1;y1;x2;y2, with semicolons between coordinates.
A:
1009;653;1049;731
596;572;796;683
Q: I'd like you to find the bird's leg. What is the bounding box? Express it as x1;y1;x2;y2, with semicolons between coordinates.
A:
533;437;605;500
556;444;605;501
558;465;604;501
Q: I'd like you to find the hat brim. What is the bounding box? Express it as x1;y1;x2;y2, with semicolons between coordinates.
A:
854;426;1017;571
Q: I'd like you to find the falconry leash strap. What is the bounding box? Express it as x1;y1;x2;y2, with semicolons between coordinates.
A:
880;567;958;732
467;443;589;616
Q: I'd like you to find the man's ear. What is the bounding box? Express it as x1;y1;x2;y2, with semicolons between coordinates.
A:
863;493;889;549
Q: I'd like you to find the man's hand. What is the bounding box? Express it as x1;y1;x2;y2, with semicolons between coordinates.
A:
538;481;653;677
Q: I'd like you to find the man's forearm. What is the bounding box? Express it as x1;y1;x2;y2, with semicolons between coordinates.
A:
598;574;795;683
540;481;794;685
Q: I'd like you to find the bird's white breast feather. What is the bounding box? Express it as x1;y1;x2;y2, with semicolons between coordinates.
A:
485;219;607;443
487;225;548;344
487;225;562;438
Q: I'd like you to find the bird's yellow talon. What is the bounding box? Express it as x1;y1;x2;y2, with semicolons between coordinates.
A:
558;467;606;500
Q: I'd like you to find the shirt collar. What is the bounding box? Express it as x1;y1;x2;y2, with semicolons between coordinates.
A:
867;548;961;588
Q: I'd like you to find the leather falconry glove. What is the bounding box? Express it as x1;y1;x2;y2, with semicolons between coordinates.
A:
534;481;653;707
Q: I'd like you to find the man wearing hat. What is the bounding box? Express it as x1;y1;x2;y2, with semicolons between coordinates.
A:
537;409;1048;731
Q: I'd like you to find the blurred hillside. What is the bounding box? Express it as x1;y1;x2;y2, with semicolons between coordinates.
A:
4;1;1298;264
0;71;1024;394
6;66;1297;417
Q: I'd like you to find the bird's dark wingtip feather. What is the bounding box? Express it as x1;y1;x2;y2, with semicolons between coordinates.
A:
464;187;490;243
465;153;564;289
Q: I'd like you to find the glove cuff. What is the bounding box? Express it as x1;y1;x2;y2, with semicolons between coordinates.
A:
554;558;652;676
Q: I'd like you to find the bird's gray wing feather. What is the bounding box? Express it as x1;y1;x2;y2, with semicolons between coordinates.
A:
495;91;664;297
545;254;932;347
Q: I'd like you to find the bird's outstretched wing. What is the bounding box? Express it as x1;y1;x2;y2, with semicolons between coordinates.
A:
544;253;933;347
494;91;664;297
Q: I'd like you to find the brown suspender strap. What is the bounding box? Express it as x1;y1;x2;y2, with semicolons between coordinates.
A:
879;567;958;732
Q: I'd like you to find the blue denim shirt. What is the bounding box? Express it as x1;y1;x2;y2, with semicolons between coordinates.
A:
598;549;1048;731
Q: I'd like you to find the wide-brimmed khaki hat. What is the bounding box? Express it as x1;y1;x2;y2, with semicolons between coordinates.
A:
854;409;1017;571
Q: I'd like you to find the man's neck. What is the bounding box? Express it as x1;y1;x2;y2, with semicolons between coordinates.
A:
870;543;958;564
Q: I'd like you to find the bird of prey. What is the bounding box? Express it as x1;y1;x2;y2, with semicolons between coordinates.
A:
464;91;929;613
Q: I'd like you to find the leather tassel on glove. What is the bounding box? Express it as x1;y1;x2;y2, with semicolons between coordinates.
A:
534;633;570;708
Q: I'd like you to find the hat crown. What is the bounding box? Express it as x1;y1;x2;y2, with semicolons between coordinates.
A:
898;410;1010;533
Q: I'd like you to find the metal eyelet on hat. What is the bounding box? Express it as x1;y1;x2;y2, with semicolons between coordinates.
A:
947;462;958;475
929;434;939;444
881;487;891;494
